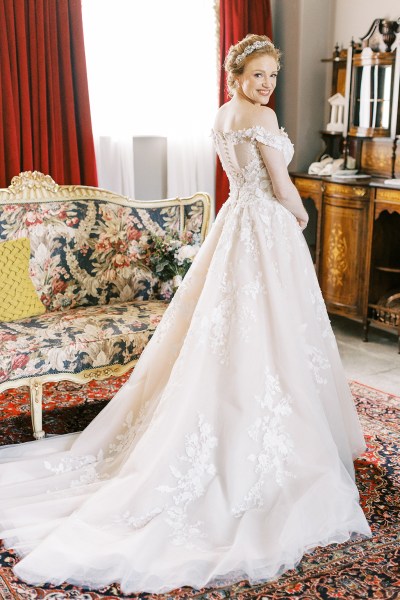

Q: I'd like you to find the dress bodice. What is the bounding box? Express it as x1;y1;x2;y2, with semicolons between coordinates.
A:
212;125;294;199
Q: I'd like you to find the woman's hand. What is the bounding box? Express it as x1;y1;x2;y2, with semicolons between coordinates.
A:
297;215;308;231
257;142;311;229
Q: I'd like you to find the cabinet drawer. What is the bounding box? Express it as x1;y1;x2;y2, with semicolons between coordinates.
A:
374;187;400;203
323;182;369;199
294;178;321;195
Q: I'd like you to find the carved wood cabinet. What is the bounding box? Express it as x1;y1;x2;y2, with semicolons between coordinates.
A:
296;19;400;349
292;174;400;349
320;182;372;318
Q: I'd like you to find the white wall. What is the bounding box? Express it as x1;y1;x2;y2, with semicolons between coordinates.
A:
272;0;332;171
331;0;400;49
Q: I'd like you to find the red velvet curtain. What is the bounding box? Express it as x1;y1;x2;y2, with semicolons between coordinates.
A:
0;0;97;188
216;0;273;213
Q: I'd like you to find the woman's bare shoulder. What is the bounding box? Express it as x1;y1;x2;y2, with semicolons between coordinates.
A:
248;106;280;134
213;102;280;134
213;102;233;130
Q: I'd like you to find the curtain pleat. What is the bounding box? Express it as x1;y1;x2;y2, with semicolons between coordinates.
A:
216;0;273;213
0;0;97;188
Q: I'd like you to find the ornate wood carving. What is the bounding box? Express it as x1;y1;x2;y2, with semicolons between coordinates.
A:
10;171;59;194
375;203;400;219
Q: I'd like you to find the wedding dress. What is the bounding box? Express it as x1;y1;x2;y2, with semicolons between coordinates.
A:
0;125;371;594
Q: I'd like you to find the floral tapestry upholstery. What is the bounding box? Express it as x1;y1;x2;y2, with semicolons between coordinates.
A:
0;300;167;384
0;199;206;312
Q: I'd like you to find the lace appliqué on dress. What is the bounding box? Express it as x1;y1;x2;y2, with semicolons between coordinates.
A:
233;368;294;517
309;288;336;346
114;507;163;530
156;414;218;547
151;267;196;345
106;401;151;461
44;451;104;490
306;345;330;385
196;268;266;364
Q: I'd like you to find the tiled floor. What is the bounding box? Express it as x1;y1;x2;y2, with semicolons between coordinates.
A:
331;315;400;397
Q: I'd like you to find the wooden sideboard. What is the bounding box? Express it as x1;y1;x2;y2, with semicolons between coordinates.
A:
292;173;400;350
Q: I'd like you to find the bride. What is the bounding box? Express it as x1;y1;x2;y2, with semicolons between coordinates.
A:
0;34;371;593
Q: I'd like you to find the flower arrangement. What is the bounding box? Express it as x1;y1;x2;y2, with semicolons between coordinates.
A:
138;230;200;292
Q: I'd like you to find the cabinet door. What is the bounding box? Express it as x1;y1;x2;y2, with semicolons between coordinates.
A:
292;176;322;272
320;185;372;318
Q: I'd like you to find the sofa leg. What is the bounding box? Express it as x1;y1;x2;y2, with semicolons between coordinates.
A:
30;380;45;440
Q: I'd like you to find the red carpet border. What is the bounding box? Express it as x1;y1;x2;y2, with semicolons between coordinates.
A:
0;379;399;599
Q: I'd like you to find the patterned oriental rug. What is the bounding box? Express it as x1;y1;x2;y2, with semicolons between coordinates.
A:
0;379;399;600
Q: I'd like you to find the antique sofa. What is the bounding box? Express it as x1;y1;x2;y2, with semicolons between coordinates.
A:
0;171;210;439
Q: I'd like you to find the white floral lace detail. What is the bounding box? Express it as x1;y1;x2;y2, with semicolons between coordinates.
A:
44;403;153;492
114;507;163;529
306;344;330;385
197;270;235;363
43;453;99;474
212;125;294;219
152;268;195;345
196;267;266;364
239;209;259;255
156;414;218;547
242;272;267;300
212;126;294;166
309;288;336;346
106;402;150;461
44;451;104;490
233;368;294;517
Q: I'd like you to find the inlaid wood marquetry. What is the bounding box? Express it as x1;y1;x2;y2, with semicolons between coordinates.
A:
375;188;400;203
324;183;369;199
374;187;400;219
326;223;348;288
361;140;400;179
294;178;321;193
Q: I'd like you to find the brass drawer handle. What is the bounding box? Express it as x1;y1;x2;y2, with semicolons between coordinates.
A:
353;187;366;197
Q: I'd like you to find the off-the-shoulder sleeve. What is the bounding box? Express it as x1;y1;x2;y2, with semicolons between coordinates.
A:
250;125;294;164
250;125;289;150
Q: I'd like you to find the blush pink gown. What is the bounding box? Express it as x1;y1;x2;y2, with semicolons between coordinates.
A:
0;125;371;593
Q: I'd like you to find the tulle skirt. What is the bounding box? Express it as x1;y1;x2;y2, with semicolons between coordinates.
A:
0;192;371;593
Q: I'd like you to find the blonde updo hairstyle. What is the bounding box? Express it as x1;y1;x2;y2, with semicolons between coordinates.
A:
224;34;281;98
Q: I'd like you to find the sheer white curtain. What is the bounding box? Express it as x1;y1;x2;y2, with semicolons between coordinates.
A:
82;0;218;205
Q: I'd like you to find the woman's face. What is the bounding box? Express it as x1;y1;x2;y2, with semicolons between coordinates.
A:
236;55;278;105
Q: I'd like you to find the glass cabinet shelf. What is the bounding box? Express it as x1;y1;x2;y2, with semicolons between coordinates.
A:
349;49;396;137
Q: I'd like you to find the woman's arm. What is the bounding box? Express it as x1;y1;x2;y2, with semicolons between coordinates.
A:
247;108;308;229
258;143;309;229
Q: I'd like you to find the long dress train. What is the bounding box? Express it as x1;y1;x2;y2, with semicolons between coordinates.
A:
0;125;371;593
